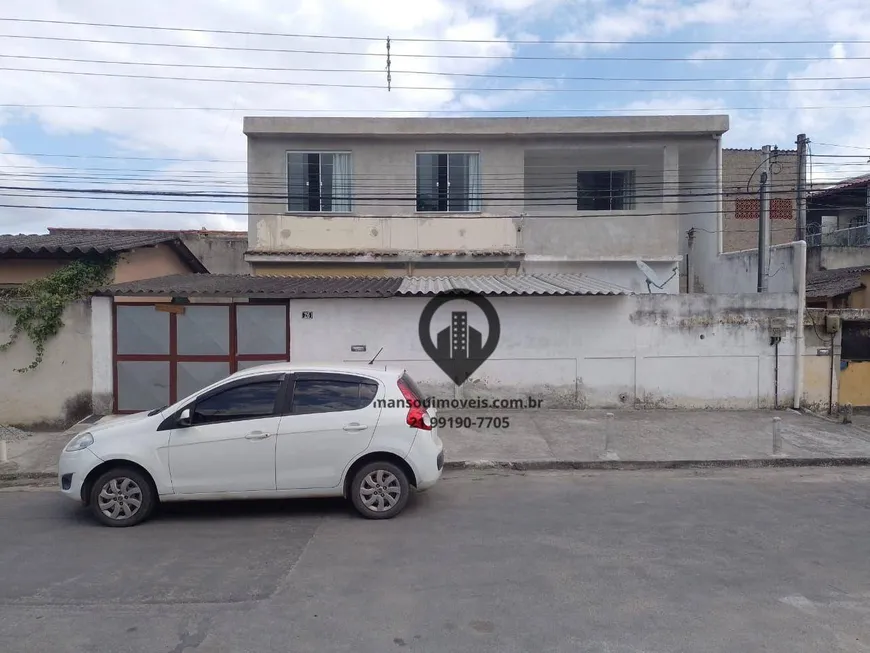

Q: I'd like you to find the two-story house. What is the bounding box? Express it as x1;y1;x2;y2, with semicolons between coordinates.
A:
243;116;729;294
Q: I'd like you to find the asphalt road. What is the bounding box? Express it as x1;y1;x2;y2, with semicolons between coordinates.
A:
1;468;869;653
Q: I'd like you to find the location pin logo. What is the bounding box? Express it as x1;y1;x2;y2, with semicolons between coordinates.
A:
418;290;500;386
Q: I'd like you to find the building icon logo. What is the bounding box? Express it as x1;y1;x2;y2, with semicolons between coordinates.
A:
418;291;500;386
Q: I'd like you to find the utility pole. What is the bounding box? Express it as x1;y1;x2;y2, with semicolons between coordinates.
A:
686;228;695;293
757;145;771;292
795;134;808;242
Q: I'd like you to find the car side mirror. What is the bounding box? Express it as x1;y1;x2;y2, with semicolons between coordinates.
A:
177;407;192;428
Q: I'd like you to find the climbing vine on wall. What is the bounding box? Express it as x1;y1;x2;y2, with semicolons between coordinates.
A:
0;256;116;373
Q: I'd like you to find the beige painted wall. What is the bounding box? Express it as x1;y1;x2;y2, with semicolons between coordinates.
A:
113;244;194;283
0;301;93;428
0;259;66;284
802;323;840;413
0;244;195;287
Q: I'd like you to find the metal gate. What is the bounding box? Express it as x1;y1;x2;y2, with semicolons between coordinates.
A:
113;302;290;413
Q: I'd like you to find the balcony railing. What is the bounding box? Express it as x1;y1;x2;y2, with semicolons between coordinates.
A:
807;220;870;247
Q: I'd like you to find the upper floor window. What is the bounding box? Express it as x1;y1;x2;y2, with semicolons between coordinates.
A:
577;170;636;211
287;152;352;212
416;152;481;212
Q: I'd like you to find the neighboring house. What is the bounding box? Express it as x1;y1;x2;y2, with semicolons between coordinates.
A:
243;115;730;294
0;228;251;287
720;147;800;254
805;265;870;309
0;229;209;287
806;174;870;273
46;228;251;275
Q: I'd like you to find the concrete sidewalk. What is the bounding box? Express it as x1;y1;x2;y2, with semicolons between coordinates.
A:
3;409;870;485
439;409;870;463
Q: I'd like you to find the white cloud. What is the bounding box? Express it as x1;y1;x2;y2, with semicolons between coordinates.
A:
0;0;869;234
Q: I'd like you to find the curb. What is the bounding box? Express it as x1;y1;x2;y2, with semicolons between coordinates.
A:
444;457;870;471
4;457;870;487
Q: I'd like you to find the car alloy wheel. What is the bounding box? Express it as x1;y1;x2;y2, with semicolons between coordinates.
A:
359;469;401;513
98;477;143;520
89;468;155;527
350;461;410;520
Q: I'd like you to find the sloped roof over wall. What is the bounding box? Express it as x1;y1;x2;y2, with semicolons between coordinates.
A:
0;229;209;272
806;266;870;299
97;273;634;298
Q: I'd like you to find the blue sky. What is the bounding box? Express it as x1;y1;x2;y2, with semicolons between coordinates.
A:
0;0;868;233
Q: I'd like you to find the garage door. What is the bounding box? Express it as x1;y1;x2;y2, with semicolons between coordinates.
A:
113;302;290;413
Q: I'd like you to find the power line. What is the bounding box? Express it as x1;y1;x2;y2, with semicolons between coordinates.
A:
1;53;868;84
0;33;867;61
5;104;870;114
2;17;869;46
5;65;867;93
0;197;824;225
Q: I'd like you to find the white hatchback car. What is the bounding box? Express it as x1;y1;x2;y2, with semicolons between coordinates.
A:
59;363;444;527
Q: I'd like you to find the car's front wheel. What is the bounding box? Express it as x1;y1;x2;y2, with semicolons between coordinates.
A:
350;461;410;519
88;467;155;527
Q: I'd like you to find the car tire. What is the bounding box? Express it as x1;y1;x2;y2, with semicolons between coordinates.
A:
350;461;410;520
88;467;156;528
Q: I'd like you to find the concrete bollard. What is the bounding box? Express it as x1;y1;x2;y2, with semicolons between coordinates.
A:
0;439;7;464
772;417;782;455
598;413;619;461
842;403;853;425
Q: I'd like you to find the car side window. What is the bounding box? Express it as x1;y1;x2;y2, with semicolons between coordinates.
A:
192;380;282;425
291;377;379;415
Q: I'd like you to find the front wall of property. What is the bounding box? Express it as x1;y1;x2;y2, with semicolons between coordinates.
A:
286;293;798;409
0;301;93;428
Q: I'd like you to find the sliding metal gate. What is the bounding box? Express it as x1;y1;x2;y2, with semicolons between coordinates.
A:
113;302;290;413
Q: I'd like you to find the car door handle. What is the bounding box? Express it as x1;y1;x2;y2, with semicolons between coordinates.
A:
343;423;369;432
245;430;271;440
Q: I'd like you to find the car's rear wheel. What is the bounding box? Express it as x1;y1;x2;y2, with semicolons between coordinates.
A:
350;461;410;520
88;468;155;527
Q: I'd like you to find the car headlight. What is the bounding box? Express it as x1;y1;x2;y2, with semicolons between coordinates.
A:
64;432;94;452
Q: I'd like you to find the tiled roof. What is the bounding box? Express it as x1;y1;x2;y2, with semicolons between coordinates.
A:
98;273;633;298
806;266;870;300
48;227;246;238
245;248;524;258
98;274;403;298
0;228;209;272
396;273;631;296
808;173;870;199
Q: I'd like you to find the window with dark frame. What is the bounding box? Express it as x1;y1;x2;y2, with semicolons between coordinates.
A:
416;153;481;212
576;170;636;211
192;380;282;424
291;378;379;415
287;152;352;212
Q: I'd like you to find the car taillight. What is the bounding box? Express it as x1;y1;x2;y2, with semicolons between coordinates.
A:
397;377;431;431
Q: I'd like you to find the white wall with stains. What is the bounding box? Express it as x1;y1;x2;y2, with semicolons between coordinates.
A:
288;293;799;410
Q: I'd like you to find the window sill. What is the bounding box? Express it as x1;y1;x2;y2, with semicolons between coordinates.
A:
284;211;356;216
414;211;484;217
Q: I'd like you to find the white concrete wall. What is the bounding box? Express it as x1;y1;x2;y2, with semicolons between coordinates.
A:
0;301;93;428
702;243;798;294
288;293;798;409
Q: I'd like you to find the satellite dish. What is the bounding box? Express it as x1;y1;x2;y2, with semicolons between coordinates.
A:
635;260;666;292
